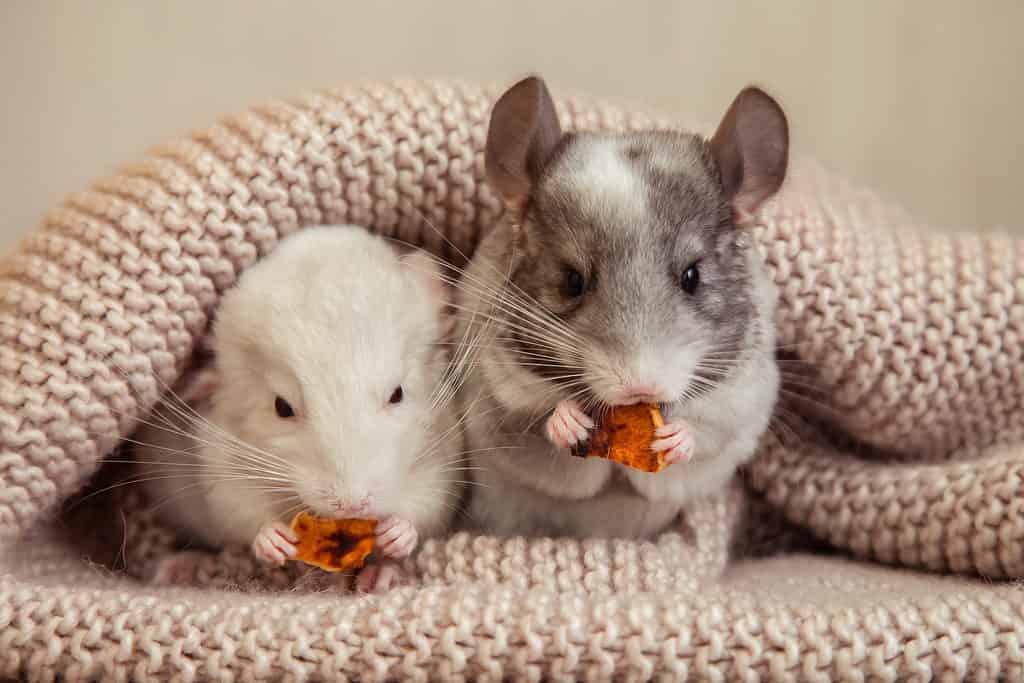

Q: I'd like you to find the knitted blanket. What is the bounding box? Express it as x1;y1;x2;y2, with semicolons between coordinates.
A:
1;80;1023;681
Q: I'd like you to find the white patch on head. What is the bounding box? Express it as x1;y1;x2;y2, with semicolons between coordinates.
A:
551;137;647;226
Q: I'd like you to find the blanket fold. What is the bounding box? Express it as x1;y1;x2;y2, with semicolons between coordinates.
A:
1;80;1022;681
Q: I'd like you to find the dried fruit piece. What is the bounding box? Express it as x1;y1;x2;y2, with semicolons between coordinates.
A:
572;403;668;472
288;512;377;572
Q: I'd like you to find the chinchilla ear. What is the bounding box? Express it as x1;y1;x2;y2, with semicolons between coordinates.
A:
485;75;563;210
176;364;220;406
710;86;789;219
399;249;452;340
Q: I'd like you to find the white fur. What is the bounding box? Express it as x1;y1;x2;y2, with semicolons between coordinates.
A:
585;341;706;406
133;226;463;570
553;138;647;230
564;139;638;199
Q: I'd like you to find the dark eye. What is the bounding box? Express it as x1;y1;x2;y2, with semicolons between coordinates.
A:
681;263;700;295
274;396;295;418
388;386;404;404
562;267;585;298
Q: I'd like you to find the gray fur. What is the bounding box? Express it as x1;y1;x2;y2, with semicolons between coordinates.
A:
514;132;756;386
456;79;785;538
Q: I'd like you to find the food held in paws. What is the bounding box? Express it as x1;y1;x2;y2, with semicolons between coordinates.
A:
289;512;377;572
572;403;669;472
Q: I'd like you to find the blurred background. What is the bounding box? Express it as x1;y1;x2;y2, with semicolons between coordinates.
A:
2;0;1022;247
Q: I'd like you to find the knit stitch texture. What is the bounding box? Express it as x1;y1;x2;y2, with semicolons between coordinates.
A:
1;80;1022;681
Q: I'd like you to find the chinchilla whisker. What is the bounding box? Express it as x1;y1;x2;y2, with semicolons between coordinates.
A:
470;309;585;359
66;346;284;478
428;293;502;412
280;501;307;517
429;314;494;412
448;302;583;359
397;227;587;350
97;401;224;458
483;360;583;371
434;467;486;478
418;387;494;462
774;387;844;419
775;380;833;403
435;265;588;352
68;470;269;508
129;398;294;478
419;258;582;347
432;341;583;367
144;386;298;476
143;480;216;515
194;429;296;476
520;382;593;434
100;353;295;474
409;495;463;520
518;380;590;433
430;450;492;467
103;456;291;482
93;434;205;462
144;477;297;516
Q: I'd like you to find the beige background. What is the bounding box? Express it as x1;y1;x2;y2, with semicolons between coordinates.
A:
2;1;1022;247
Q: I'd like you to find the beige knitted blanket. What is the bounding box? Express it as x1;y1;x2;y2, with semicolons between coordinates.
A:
1;80;1023;681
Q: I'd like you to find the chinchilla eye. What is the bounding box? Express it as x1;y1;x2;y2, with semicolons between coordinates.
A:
562;267;585;298
680;263;700;295
388;385;404;404
274;396;295;418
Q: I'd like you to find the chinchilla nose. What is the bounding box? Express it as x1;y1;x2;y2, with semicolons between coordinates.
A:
330;497;371;517
613;384;667;405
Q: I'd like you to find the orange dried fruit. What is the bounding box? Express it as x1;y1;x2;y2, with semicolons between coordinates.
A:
288;511;377;572
572;403;668;472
